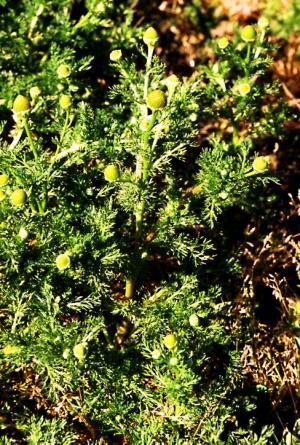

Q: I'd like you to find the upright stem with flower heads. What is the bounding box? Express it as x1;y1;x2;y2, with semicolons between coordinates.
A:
125;30;158;299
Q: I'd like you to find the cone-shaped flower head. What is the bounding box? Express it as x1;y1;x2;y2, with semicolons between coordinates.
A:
10;189;27;207
104;164;120;182
57;64;71;79
73;343;86;360
59;94;72;109
13;95;30;113
253;156;268;172
110;49;122;62
218;37;229;49
241;25;256;42
0;174;9;187
163;333;177;349
143;27;159;47
147;90;166;110
56;253;71;271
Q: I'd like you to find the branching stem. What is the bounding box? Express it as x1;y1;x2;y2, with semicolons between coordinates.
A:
42;109;70;212
125;46;156;298
24;117;38;162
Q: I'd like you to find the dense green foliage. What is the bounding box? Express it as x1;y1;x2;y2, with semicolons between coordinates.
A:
0;1;295;444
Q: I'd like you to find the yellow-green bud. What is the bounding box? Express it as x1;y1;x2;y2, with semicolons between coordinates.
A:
295;300;300;315
30;86;41;99
218;37;229;49
258;17;269;29
169;357;178;366
56;253;71;270
237;82;251;96
63;348;71;359
143;27;159;47
12;95;30;113
166;74;180;88
147;90;166;110
104;164;120;182
192;184;203;195
189;314;199;327
57;64;71;79
241;25;256;43
96;2;105;13
10;189;27;207
110;49;122;62
253;156;268;172
151;349;161;359
73;343;87;360
212;63;219;74
165;74;180;98
219;191;228;200
2;345;21;356
237;42;246;51
140;117;152;132
19;227;29;240
59;94;72;109
0;174;9;187
163;333;177;350
164;123;170;134
117;321;129;335
0;191;5;202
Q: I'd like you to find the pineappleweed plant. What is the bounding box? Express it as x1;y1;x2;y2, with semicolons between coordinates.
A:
0;19;284;443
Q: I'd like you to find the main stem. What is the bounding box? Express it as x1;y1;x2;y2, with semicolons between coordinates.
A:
135;112;156;237
125;46;155;298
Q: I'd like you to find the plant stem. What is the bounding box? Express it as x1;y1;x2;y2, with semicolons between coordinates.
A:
36;198;45;215
144;46;154;103
125;277;134;299
60;108;70;144
254;31;266;59
51;109;70;166
244;170;259;177
135;51;156;237
42;109;70;212
125;45;155;298
23;117;45;212
244;44;252;77
29;201;37;213
23;117;38;162
232;123;239;146
135;200;145;237
41;184;48;212
135;111;156;237
246;44;251;65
